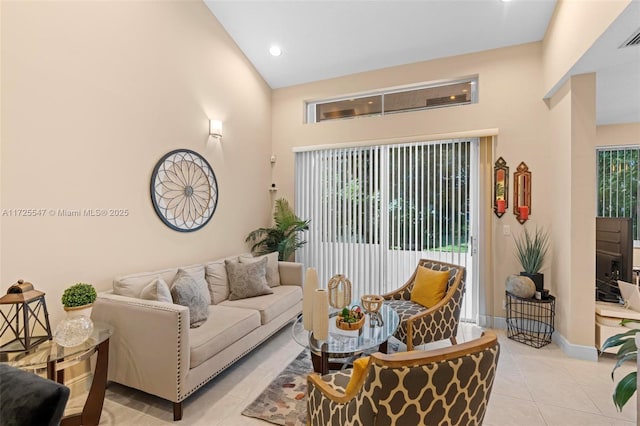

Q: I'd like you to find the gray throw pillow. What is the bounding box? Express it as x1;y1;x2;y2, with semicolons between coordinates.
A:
171;269;210;328
239;252;281;287
225;257;273;300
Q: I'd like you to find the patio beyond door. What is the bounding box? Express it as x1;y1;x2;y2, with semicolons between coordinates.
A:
295;138;478;322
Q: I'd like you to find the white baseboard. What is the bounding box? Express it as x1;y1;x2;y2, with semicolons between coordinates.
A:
552;331;598;361
478;315;507;329
482;315;598;361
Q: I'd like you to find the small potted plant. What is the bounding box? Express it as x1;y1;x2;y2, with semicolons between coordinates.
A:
61;282;97;317
336;305;365;331
513;225;550;292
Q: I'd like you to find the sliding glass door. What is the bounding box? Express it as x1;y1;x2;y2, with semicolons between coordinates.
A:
295;138;478;322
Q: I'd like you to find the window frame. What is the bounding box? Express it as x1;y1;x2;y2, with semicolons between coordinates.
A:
305;76;478;124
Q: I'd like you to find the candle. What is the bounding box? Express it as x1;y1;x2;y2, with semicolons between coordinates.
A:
496;199;506;213
303;268;318;331
313;289;329;340
519;206;529;220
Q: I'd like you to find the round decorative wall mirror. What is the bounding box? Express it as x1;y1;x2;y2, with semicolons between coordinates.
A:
150;149;218;232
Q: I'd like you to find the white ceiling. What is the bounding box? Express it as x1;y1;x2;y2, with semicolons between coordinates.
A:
205;0;640;126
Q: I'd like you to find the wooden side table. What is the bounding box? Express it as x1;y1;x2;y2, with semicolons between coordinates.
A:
0;323;112;426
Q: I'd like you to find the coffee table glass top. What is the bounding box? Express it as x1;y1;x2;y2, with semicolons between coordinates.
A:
292;303;399;357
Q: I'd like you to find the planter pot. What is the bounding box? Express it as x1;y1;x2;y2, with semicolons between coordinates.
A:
64;303;93;318
54;304;94;347
520;272;544;292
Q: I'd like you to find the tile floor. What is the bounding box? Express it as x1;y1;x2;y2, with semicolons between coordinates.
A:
94;324;638;425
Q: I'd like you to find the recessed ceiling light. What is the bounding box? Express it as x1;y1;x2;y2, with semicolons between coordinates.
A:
462;89;468;93
450;95;456;100
269;45;282;57
501;0;512;2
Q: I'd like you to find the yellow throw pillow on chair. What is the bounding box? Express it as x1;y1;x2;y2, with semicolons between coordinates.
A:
410;266;449;308
345;356;370;395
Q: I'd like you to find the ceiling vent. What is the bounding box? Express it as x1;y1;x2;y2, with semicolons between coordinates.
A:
620;27;640;48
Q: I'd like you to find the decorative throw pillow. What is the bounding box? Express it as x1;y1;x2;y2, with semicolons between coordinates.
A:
139;277;172;304
239;252;281;287
410;266;450;308
170;269;210;328
345;356;370;395
176;265;211;305
205;260;229;304
225;257;273;300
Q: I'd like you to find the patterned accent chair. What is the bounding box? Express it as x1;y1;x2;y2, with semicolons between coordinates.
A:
307;331;499;426
382;259;465;350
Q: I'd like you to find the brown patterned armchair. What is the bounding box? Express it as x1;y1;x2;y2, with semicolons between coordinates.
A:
307;331;499;426
383;259;466;350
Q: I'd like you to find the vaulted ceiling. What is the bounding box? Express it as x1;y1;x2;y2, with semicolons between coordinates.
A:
205;0;640;125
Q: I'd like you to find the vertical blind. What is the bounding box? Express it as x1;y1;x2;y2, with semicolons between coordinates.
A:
295;138;476;320
597;146;640;240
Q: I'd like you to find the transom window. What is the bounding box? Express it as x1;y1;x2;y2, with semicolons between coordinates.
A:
306;77;478;123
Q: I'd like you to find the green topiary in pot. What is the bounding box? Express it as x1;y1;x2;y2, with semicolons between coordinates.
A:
61;283;97;309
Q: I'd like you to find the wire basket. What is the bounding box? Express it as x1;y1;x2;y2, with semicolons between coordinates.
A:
506;291;555;348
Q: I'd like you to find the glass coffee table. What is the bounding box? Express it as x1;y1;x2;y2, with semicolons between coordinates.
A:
292;303;399;375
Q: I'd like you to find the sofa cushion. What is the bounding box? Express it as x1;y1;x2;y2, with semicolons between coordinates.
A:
225;258;273;300
205;260;229;304
239;252;281;287
139;277;172;303
113;263;204;298
189;305;261;368
171;269;210;328
219;285;302;325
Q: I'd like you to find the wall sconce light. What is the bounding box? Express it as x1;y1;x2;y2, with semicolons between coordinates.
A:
209;120;222;141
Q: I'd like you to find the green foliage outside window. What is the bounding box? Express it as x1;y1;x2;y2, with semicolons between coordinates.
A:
322;142;470;253
597;149;639;240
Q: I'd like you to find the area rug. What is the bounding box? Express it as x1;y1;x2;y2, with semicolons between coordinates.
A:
241;349;310;426
242;341;400;426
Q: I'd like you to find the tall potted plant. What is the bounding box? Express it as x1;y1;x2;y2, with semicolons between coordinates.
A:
513;225;550;292
245;198;310;261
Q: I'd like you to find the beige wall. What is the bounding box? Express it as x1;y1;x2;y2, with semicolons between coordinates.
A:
542;0;631;97
0;1;272;324
272;42;554;323
548;79;573;342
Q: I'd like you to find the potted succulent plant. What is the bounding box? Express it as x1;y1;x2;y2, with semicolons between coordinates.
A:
61;282;97;317
513;225;550;292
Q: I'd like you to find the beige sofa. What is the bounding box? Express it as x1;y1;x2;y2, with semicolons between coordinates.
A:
91;254;303;421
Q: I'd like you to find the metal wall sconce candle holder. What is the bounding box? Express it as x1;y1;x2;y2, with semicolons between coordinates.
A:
493;157;509;218
513;162;531;224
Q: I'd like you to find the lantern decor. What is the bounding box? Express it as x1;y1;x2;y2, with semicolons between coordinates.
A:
327;274;352;310
0;280;53;353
